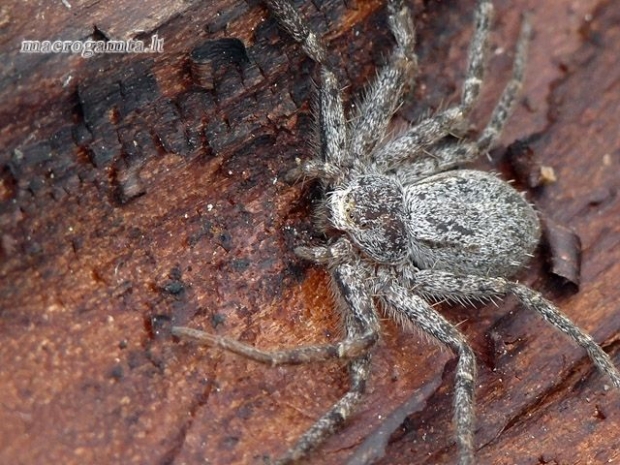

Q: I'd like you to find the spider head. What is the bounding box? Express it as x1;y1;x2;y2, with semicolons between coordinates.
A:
330;175;409;264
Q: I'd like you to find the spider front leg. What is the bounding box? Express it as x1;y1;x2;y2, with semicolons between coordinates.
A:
380;281;477;465
262;0;349;185
411;270;620;389
172;261;378;363
274;0;419;185
283;66;348;186
276;355;372;465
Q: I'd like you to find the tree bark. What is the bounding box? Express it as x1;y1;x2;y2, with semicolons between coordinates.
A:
1;0;619;464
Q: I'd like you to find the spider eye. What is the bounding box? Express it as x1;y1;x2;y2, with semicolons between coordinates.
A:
342;200;372;229
353;214;371;230
344;201;357;220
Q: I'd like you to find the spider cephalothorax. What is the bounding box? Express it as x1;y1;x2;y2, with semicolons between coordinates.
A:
330;175;409;264
172;1;620;464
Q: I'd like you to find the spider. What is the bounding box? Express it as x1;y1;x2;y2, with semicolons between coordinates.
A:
172;0;620;463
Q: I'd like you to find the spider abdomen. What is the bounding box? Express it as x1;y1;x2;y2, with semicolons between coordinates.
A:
404;169;540;277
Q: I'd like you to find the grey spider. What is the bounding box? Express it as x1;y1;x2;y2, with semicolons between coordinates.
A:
172;0;620;463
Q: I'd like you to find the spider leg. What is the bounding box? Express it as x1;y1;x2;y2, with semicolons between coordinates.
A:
262;0;328;64
394;139;478;185
263;0;349;185
350;0;418;162
171;325;376;365
461;0;494;113
476;15;531;153
275;355;372;464
377;6;530;175
373;0;495;169
276;262;380;463
172;263;381;463
294;237;355;264
394;13;528;186
391;14;530;184
411;270;620;389
381;281;476;465
317;66;349;180
173;259;379;364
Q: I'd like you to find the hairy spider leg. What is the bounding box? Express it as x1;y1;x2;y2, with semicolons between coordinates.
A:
262;0;349;185
476;16;531;153
349;0;418;164
393;15;532;187
272;0;418;185
381;281;477;465
274;262;380;464
409;270;620;389
373;0;495;170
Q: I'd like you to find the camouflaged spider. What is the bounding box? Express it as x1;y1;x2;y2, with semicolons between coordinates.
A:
172;0;620;463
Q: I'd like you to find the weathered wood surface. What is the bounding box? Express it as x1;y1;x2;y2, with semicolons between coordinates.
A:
1;0;619;464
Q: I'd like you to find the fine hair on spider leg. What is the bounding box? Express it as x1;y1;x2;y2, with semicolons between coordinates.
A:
172;1;620;464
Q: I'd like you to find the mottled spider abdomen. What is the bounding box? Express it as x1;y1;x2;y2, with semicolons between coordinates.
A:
405;169;540;277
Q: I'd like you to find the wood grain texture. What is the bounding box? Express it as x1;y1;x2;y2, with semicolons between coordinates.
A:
1;0;619;464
